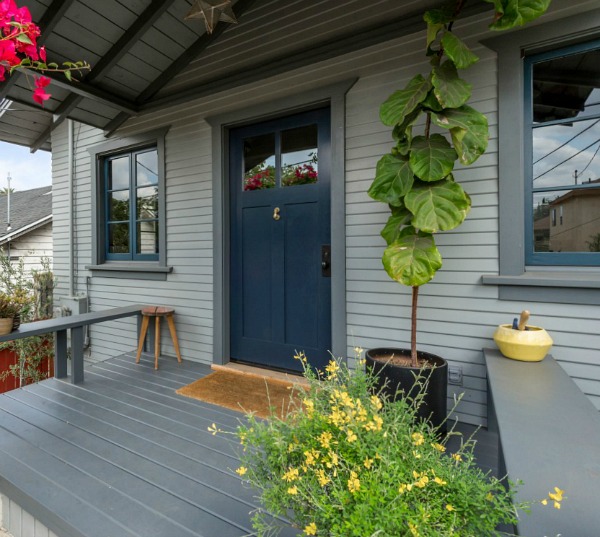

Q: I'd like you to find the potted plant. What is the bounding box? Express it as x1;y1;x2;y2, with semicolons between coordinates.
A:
365;0;551;430
0;294;19;335
216;353;563;536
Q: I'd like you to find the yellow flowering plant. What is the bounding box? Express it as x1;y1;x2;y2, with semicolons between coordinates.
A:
230;351;561;536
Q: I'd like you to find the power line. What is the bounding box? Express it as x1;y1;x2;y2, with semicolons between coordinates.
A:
533;119;599;165
578;140;600;176
533;137;600;181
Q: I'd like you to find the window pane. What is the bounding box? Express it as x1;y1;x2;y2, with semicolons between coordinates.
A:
137;186;158;219
533;119;600;189
243;133;275;191
533;47;600;123
281;124;318;187
108;223;129;254
136;150;158;186
137;221;158;254
108;156;129;190
533;188;600;252
109;190;130;221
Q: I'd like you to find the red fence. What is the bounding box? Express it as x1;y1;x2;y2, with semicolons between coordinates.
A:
0;348;54;394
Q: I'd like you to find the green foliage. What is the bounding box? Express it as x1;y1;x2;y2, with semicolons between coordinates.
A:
228;352;529;536
0;253;55;388
368;0;550;360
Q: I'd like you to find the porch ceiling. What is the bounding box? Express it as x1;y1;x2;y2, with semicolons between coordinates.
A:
0;0;489;152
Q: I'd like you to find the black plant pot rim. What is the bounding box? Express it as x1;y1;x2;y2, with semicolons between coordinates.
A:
365;347;447;371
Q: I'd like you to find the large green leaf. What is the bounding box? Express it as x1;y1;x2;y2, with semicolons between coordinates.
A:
382;227;442;287
380;74;431;127
432;60;472;109
486;0;551;30
404;178;471;233
424;4;456;25
441;32;479;69
409;134;456;182
381;205;413;245
431;105;489;165
368;154;414;205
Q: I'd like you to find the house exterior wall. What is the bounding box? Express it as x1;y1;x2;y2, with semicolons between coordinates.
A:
51;0;600;426
1;494;58;537
3;222;53;276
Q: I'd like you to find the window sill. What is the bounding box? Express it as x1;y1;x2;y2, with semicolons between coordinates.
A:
86;263;173;281
482;271;600;305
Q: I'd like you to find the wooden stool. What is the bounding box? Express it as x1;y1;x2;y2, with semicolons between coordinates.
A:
135;306;182;370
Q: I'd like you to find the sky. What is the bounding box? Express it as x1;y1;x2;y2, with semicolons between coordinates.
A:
0;141;52;191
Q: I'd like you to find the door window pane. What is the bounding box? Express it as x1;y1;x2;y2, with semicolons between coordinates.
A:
243;133;275;190
281;124;318;187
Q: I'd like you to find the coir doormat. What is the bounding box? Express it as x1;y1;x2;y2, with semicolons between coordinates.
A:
176;366;306;419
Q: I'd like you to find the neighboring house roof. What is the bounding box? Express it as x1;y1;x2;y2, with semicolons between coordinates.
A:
0;186;52;246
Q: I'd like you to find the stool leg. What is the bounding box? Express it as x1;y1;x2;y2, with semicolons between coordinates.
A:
166;313;183;363
154;316;161;370
135;316;150;364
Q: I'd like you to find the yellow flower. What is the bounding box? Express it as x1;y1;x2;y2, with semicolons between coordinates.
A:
326;450;339;467
411;432;425;446
287;486;298;495
431;442;446;452
446;504;455;512
348;471;360;493
354;346;363;355
554;501;561;510
282;467;300;482
325;360;340;379
541;499;548;506
408;521;419;537
412;450;422;459
235;466;247;476
486;492;494;501
207;423;219;435
370;394;383;410
294;352;308;364
304;522;317;536
433;477;447;486
346;429;358;443
316;469;330;487
452;453;462;462
548;487;565;502
414;476;429;488
303;399;315;416
304;449;320;466
398;483;408;494
363;457;374;469
318;431;333;449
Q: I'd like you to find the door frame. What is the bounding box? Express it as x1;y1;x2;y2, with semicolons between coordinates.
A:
207;79;356;365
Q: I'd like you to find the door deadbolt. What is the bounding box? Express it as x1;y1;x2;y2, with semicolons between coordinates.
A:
273;207;281;221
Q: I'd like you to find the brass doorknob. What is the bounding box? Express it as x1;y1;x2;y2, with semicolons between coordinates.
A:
273;207;281;221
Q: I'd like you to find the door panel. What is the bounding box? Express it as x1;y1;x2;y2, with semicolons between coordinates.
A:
230;108;331;372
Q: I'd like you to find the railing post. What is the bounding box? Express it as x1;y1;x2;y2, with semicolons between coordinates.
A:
54;329;68;379
71;326;84;384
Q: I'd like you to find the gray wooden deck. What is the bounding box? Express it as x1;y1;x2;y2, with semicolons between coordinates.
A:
0;352;499;537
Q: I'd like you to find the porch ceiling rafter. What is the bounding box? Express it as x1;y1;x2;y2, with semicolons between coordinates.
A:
104;0;259;137
30;0;178;152
140;0;492;113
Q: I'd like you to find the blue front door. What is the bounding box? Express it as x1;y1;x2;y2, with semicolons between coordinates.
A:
230;108;331;373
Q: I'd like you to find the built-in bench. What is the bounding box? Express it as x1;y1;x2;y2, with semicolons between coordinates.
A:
0;305;146;384
484;347;600;536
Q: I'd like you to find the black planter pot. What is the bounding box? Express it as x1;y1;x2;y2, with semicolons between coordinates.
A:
365;348;448;433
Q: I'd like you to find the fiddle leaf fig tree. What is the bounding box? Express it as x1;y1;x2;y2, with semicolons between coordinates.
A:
368;0;551;366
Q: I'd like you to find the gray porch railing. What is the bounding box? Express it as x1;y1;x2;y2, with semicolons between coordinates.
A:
0;305;146;384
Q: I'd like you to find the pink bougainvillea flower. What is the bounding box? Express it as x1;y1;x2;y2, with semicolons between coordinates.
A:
39;45;46;62
32;75;51;105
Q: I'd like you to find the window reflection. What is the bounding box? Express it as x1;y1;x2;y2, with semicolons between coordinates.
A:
281;124;318;187
243;133;275;190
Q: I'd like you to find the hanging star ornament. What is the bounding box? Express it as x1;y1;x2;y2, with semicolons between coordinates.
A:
185;0;238;34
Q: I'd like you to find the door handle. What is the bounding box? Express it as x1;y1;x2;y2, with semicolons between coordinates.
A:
321;245;331;277
273;207;281;221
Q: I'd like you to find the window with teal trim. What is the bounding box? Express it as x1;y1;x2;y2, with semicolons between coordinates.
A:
526;39;600;265
104;147;159;261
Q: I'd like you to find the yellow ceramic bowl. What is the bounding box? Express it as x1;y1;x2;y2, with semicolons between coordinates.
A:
492;324;553;362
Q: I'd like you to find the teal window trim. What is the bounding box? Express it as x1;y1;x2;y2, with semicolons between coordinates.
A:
103;147;159;262
89;127;169;272
524;38;600;266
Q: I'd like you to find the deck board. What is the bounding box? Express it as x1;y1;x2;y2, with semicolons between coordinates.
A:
0;353;499;537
